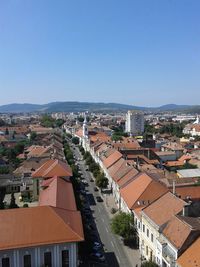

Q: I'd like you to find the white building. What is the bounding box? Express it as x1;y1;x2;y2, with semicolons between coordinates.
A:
0;205;83;267
125;110;144;136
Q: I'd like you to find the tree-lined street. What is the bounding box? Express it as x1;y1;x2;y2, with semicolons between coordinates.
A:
70;142;139;267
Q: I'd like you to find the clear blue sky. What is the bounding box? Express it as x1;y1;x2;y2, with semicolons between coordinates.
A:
0;0;200;106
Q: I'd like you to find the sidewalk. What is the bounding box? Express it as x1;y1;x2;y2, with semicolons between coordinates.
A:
102;192;141;267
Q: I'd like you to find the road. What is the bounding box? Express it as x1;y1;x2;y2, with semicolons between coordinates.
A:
71;144;134;267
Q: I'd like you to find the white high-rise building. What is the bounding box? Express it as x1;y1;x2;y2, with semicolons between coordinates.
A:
125;110;144;136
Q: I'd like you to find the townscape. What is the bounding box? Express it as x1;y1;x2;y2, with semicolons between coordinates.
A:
0;109;200;267
1;1;200;266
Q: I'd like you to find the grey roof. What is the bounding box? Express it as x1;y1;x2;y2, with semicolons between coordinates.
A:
177;168;200;178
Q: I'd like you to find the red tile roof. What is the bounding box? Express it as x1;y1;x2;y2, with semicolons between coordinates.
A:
32;159;72;178
103;150;123;169
175;186;200;201
142;192;186;227
0;206;84;250
39;176;77;211
177;237;200;267
120;173;168;210
163;215;200;250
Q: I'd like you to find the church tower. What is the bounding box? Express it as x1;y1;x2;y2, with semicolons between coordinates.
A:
83;113;88;138
193;115;200;124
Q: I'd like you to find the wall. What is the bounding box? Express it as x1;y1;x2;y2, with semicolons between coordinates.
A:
0;242;77;267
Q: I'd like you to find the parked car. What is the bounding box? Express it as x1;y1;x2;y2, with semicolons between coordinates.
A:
90;178;94;182
93;242;102;250
94;187;98;192
90;253;105;262
96;196;103;202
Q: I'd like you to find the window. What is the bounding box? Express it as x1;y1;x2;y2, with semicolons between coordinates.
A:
151;233;154;242
36;179;39;195
143;224;145;233
146;246;149;256
147;228;149;237
2;258;10;267
62;250;69;267
24;255;31;267
44;252;52;267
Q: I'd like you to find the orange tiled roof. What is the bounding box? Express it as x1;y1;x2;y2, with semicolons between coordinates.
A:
179;155;192;162
0;126;29;134
103;150;123;169
120;173;168;210
0;206;84;250
32;159;72;178
89;132;110;143
108;158;125;178
27;145;51;157
175;186;200;200
177;237;200;267
164;160;184;167
112;138;140;150
117;168;139;187
142;192;186;227
107;157;138;185
163;215;200;250
39;176;77;211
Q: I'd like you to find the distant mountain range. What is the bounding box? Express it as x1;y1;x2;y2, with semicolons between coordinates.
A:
0;102;199;113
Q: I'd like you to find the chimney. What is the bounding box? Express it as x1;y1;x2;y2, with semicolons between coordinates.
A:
182;203;191;217
172;180;176;195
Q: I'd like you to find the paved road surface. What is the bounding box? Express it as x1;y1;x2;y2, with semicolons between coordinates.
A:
71;144;135;267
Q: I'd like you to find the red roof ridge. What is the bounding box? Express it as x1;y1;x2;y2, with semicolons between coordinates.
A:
50;206;84;241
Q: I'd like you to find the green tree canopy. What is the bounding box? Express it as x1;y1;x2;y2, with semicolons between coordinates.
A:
141;260;159;267
30;131;37;141
41;114;55;128
95;173;108;190
55;119;65;128
72;137;80;145
111;212;137;240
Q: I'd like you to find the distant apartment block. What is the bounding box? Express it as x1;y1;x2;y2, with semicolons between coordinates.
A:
125;110;144;136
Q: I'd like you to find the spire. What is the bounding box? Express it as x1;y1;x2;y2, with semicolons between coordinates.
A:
84;112;87;124
83;112;88;138
193;115;200;124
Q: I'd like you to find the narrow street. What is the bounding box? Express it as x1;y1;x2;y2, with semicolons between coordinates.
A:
71;143;137;267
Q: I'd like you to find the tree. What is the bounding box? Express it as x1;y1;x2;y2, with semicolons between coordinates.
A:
141;261;159;267
77;116;84;123
111;134;123;142
30;131;37;141
0;166;9;174
85;156;93;166
41;114;55;128
95;173;108;190
111;212;137;240
72;137;80;145
14;142;25;154
5;128;9;135
55;119;65;127
0;118;6;126
89;162;100;173
9;193;19;209
83;151;91;160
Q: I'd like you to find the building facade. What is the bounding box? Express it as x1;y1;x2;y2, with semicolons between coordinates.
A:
125;110;144;136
